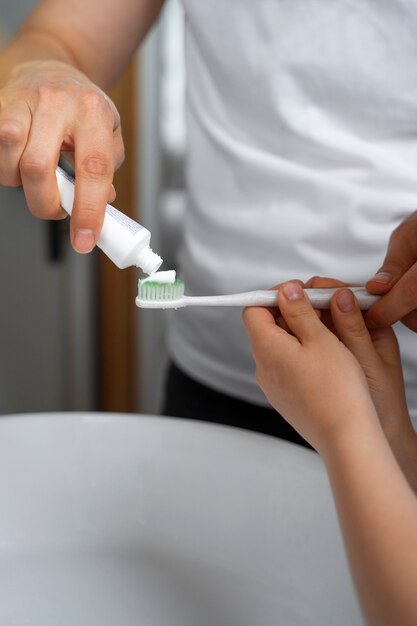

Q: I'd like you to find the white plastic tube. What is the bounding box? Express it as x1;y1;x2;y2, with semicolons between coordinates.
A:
56;166;163;274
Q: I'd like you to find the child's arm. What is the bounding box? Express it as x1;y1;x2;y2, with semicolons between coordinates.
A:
306;276;417;493
243;282;417;626
323;413;417;626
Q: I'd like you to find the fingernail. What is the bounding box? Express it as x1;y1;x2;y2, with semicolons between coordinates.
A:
370;271;392;284
74;229;95;253
283;282;304;301
337;289;355;312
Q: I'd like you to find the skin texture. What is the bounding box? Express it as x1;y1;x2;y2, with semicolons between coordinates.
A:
0;0;163;251
243;281;417;626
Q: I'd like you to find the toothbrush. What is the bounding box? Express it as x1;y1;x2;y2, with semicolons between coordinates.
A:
136;279;380;310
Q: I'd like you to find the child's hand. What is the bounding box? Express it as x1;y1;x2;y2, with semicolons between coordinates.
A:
243;281;379;453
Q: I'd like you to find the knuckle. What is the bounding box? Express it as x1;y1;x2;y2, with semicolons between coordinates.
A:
37;83;60;103
80;89;109;115
0;119;26;147
77;202;98;215
288;304;313;321
80;153;112;179
27;204;42;218
20;154;51;179
75;201;103;223
343;317;368;338
27;201;60;220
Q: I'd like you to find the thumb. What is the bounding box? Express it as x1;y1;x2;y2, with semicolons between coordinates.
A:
366;211;417;295
278;281;325;344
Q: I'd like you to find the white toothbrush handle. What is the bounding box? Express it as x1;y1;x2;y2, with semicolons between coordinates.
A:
184;287;380;310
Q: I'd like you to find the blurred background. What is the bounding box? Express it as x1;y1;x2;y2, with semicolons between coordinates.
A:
0;0;185;416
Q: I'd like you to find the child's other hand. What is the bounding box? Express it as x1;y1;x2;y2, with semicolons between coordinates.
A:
243;281;378;453
306;276;412;445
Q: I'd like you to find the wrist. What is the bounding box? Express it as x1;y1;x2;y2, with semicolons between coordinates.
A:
0;33;78;88
318;402;383;463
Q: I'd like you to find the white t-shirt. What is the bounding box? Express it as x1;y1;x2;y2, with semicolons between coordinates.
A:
168;0;417;424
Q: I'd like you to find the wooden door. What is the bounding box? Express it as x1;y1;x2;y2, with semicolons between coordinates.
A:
98;62;139;412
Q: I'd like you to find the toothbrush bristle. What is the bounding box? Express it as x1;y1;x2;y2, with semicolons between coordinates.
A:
137;278;185;302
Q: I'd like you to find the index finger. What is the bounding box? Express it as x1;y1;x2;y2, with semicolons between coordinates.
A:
243;303;288;353
71;118;115;253
366;264;417;328
243;303;278;339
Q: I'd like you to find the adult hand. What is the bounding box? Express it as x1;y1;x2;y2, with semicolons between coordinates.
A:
366;211;417;331
243;281;378;454
0;60;124;252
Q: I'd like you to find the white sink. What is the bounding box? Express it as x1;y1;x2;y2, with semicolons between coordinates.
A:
0;413;363;625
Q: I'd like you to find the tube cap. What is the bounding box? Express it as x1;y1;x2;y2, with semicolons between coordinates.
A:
137;247;163;275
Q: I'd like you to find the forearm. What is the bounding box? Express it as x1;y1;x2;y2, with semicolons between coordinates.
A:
322;419;417;626
0;0;164;89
